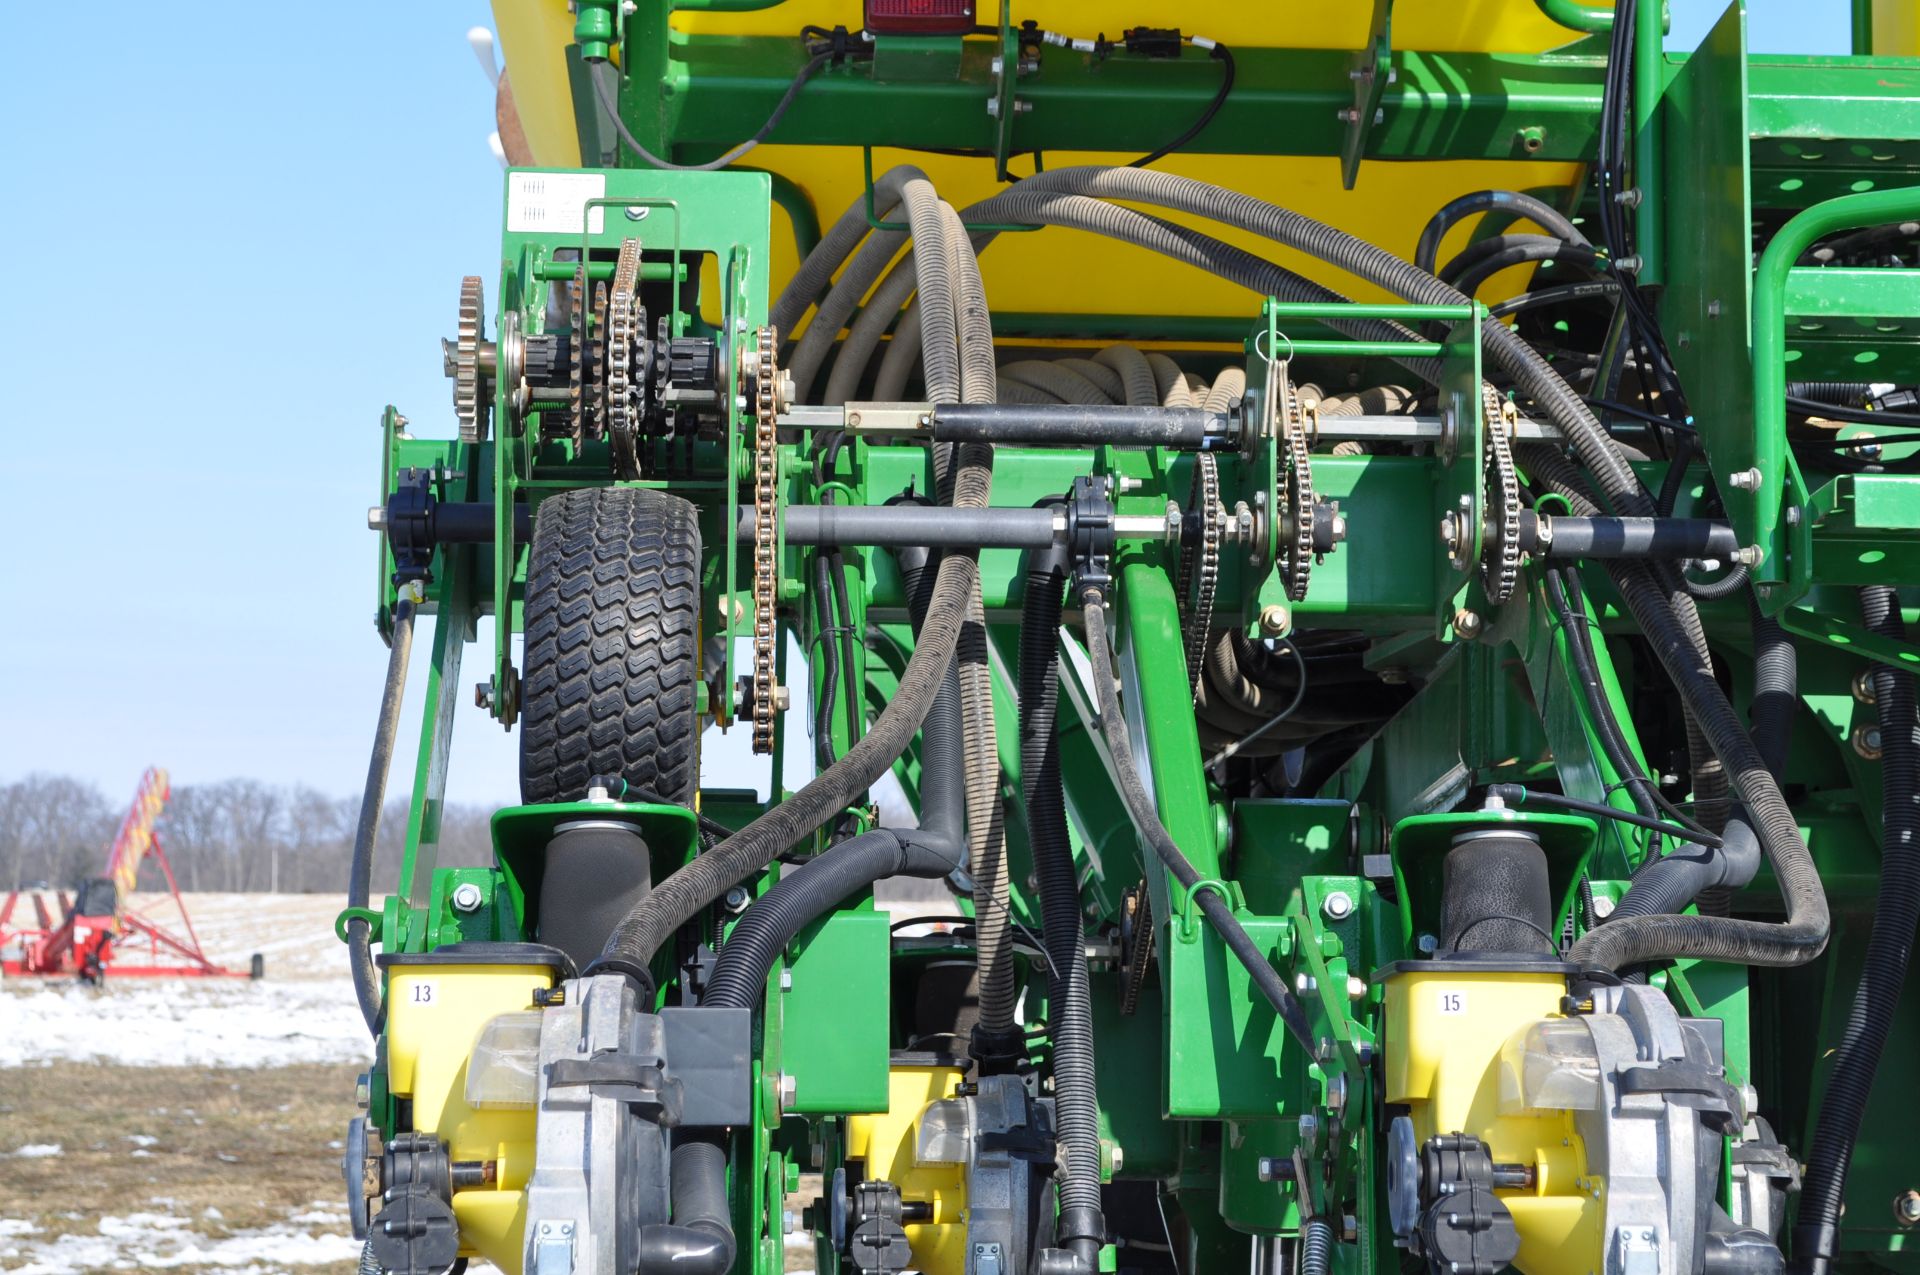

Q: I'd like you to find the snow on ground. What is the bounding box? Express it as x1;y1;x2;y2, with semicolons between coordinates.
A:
0;978;369;1069
1;894;368;1070
0;1203;362;1275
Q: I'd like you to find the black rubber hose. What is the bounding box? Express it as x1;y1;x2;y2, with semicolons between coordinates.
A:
1444;236;1605;300
1608;815;1763;921
811;553;840;772
1544;568;1659;820
703;831;936;1010
1522;447;1828;970
348;595;415;1036
636;1131;735;1275
590;447;993;994
1021;536;1104;1263
703;637;968;1010
1079;587;1318;1057
1793;588;1920;1275
1415;189;1591;274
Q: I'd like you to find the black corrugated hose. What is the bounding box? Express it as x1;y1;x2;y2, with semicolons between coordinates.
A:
1793;588;1920;1275
348;595;415;1036
1021;534;1105;1265
634;1131;735;1275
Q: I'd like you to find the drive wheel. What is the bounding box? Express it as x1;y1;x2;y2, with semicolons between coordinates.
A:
520;486;702;806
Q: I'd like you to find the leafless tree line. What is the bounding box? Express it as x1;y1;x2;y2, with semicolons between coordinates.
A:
0;773;494;896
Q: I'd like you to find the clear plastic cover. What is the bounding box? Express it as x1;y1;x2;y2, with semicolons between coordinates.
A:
915;1098;972;1166
1499;1017;1601;1113
464;1010;544;1110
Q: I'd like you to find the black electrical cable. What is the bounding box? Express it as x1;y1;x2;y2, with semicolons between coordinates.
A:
1079;587;1318;1059
1127;41;1235;169
1487;784;1722;849
1543;568;1660;821
588;46;830;172
1439;233;1605;297
1488;280;1621;319
1787;394;1920;428
810;554;840;773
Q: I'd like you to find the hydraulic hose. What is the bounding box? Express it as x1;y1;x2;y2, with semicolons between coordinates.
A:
636;1131;735;1275
1793;588;1920;1275
1095;344;1159;407
348;594;416;1036
787;220;907;403
1520;447;1829;970
1055;357;1126;403
1000;360;1114;405
1544;568;1659;821
1148;353;1194;407
1415;189;1591;274
591;447;992;993
1020;534;1104;1261
1079;588;1318;1058
826;258;921;405
1443;235;1605;299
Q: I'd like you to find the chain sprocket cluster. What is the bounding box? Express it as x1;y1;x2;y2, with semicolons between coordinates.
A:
1278;365;1317;603
1178;452;1223;695
1479;383;1523;606
748;325;782;755
447;276;488;444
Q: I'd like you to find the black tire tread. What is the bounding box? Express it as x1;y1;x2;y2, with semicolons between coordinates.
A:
520;486;702;806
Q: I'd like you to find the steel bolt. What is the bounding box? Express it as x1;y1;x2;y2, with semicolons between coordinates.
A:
1729;467;1762;490
367;506;387;531
1346;976;1368;1001
451;882;485;914
1013;99;1033;114
1295;972;1318;995
1298;1113;1320;1145
474;681;495;710
1895;1191;1920;1226
624;205;649;221
724;885;752;913
1591;895;1616;920
1733;545;1763;567
1416;933;1439;955
1257;1156;1284;1182
1855;725;1884;760
783;1210;797;1235
776;1072;797;1114
1259;604;1291;636
1854;670;1879;704
355;1073;371;1109
1322;891;1355;921
1454;609;1485;640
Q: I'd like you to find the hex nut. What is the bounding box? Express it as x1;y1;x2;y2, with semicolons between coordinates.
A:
1322;891;1355;921
451;882;485;913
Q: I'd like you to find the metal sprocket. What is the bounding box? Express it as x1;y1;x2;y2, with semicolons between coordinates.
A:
448;276;488;444
1480;383;1523;606
1278;366;1316;602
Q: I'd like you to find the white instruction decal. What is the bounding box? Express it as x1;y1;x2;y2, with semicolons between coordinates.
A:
508;172;607;234
1437;990;1466;1015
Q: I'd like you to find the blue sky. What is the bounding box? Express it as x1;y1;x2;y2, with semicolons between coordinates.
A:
0;1;1853;807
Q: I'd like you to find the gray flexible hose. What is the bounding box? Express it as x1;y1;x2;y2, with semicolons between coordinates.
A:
825;257;921;405
1317;385;1416;417
1203;367;1246;414
1148;353;1193;406
772;167;910;338
873;296;925;401
943;204;1017;1042
787;221;907;403
1056;357;1126;402
1000;360;1113;405
349;595;415;1036
1094;344;1158;406
902;175;961;404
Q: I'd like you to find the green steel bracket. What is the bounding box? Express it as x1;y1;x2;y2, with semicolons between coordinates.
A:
1534;0;1615;35
1777;605;1920;672
334;906;383;946
1173;878;1245;943
1338;0;1394;191
1759;185;1920;599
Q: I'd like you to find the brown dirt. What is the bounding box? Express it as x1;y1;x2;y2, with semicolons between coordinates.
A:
0;1062;360;1269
